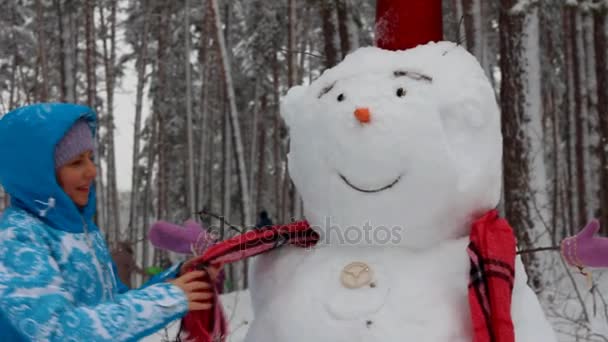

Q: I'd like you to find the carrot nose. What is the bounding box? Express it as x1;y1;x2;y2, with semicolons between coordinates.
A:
354;107;371;124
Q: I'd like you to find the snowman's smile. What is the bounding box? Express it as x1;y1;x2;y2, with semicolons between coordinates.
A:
339;174;402;193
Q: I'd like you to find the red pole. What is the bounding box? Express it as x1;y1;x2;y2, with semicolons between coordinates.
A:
375;0;443;51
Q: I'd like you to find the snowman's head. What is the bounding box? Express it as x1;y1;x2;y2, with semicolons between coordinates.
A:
281;42;501;249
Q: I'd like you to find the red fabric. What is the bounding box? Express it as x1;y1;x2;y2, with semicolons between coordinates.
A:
182;221;318;342
375;0;443;50
467;210;516;342
182;211;516;342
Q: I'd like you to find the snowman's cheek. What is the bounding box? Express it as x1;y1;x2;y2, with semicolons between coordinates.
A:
440;101;486;130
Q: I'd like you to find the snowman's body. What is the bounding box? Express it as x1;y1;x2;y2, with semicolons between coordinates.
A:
246;241;555;342
247;240;471;342
244;42;557;341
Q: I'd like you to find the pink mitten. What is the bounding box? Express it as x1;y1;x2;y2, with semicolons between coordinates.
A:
561;220;608;268
149;219;216;255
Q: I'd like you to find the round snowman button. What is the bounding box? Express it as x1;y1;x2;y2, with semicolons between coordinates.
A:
340;261;374;289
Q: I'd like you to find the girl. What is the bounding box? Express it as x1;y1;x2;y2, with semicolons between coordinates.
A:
0;103;216;341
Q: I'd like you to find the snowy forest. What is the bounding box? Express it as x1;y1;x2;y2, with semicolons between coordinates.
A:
0;0;607;340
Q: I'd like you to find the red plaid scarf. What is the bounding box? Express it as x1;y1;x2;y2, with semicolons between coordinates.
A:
467;210;516;342
181;221;318;341
182;212;515;342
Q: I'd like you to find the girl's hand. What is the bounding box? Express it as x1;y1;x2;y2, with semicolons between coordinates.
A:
180;257;222;281
169;270;213;311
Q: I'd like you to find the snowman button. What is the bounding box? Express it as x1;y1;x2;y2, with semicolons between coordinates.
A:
341;261;374;289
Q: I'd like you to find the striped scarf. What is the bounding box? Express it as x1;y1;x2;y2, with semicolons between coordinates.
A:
467;210;516;342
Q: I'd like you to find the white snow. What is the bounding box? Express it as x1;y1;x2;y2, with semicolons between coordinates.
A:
142;290;253;342
282;42;502;250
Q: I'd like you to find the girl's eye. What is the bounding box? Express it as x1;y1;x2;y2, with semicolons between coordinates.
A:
337;94;345;102
396;88;406;97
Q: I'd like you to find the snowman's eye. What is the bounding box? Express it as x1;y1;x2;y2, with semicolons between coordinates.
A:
337;94;345;102
396;88;406;97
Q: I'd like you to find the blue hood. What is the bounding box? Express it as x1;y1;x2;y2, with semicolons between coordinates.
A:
0;103;98;233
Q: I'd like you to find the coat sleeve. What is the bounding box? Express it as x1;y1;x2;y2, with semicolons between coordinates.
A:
0;226;189;342
141;262;183;288
110;259;182;294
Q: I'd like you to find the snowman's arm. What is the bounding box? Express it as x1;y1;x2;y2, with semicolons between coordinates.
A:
511;256;557;342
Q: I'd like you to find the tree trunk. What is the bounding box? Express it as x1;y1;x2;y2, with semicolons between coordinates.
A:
85;0;96;108
582;9;599;221
571;7;588;228
197;7;211;212
223;1;239;290
65;0;76;102
335;0;351;59
9;54;17;110
84;0;100;227
319;0;338;69
256;96;268;215
298;7;312;82
249;81;261;216
100;0;121;245
207;75;221;231
272;48;281;221
452;0;465;44
142;105;159;285
221;98;232;237
209;0;252;227
594;5;608;234
539;1;562;242
184;0;196;219
8;6;18;110
499;0;547;290
54;0;67;102
288;0;297;87
563;5;576;235
129;0;150;242
462;0;475;54
286;0;301;221
156;3;169;221
18;65;32;104
35;0;49;101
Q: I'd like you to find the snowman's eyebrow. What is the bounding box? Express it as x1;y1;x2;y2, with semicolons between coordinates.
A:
318;82;336;98
393;70;433;83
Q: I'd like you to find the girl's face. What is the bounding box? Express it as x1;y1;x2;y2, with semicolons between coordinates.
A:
57;150;97;207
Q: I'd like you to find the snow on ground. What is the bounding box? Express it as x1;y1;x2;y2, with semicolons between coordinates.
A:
139;252;608;342
141;271;608;342
142;290;252;342
544;268;608;342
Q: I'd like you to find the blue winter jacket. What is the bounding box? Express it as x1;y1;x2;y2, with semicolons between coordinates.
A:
0;104;189;341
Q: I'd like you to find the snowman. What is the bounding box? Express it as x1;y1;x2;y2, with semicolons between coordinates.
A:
244;2;557;342
182;1;557;341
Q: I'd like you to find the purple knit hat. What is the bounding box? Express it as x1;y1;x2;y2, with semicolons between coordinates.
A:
55;119;95;169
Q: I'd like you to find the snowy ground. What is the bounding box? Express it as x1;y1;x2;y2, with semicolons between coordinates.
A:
142;290;253;342
543;267;608;342
142;269;608;342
